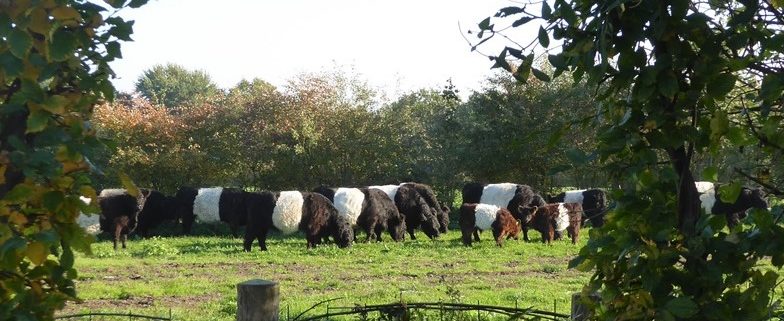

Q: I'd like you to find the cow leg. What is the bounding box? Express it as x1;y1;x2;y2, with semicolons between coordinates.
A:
408;227;417;240
306;234;320;249
571;227;579;245
496;231;508;247
547;226;555;244
461;228;472;246
522;225;530;242
258;229;269;251
113;220;122;250
726;212;741;228
365;225;375;243
473;229;480;242
230;222;239;238
375;225;384;242
121;233;127;249
243;228;255;252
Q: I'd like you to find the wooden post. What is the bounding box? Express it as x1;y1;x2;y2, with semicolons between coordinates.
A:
571;292;599;321
237;279;279;321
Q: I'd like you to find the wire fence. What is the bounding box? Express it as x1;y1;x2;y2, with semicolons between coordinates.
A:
284;298;570;321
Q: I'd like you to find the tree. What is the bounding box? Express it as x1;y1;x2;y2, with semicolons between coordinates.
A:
450;70;599;190
134;63;220;108
0;0;146;319
476;0;784;319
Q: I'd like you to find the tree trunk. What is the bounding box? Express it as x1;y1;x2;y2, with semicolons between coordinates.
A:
668;145;701;236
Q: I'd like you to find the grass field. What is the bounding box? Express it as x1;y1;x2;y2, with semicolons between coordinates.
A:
59;222;592;321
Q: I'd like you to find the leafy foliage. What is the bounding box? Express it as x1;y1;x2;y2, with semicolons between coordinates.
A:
0;0;146;319
475;0;784;319
134;63;220;108
93;68;604;199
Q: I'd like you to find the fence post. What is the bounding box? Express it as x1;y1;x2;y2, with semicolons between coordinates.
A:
571;292;599;321
237;279;280;321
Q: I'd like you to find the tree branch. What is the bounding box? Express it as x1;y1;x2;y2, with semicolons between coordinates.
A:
734;167;784;196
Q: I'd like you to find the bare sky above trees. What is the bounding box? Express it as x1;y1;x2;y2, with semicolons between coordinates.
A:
110;0;531;99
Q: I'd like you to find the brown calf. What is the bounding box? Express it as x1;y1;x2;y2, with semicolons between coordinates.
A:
526;203;582;244
459;203;521;247
491;208;521;247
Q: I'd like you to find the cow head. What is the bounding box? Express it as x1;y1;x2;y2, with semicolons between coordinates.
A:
437;202;451;233
388;213;407;242
746;188;769;210
332;214;354;248
517;205;540;224
420;206;441;239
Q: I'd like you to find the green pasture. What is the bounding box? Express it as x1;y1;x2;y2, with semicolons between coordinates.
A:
60;223;591;321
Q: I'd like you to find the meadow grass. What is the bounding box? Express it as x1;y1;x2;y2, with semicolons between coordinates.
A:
60;223;591;321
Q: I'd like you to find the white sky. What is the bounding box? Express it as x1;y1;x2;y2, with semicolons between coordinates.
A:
110;0;536;100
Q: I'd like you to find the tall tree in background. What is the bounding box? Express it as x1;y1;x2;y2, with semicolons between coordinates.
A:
0;0;146;319
451;71;598;190
476;0;784;319
134;63;220;108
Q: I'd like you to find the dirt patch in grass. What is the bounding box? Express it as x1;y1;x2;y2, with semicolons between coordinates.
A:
60;292;222;314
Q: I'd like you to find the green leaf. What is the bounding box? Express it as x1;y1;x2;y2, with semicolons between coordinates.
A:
773;0;784;8
541;1;552;19
0;51;23;78
760;74;783;102
566;148;588;164
726;127;750;145
0;237;26;267
8;29;33;59
42;191;64;212
34;230;59;244
5;184;34;202
706;73;736;99
512;17;534;27
41;95;68;115
538;26;550;47
548;54;566;69
561;5;577;24
658;71;679;98
710;110;729;141
495;6;524;17
0;13;12;37
567;255;585;269
532;67;551;82
665;297;698;318
26;109;50;134
128;0;149;8
104;0;127;9
478;17;492;30
701;167;718;181
105;41;122;59
491;57;512;72
26;241;48;266
51;7;83;22
547;125;568;147
49;29;79;62
12;80;45;105
656;309;676;321
119;173;140;198
107;18;134;41
61;247;75;269
719;182;742;204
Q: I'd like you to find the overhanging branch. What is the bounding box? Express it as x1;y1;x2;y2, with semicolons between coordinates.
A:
734;167;784;196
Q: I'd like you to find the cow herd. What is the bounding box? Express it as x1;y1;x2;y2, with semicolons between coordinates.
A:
78;180;769;251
